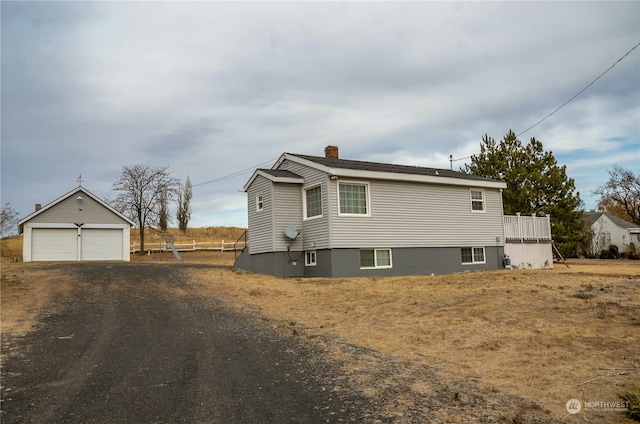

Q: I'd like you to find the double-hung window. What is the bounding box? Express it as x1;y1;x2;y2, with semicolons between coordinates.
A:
304;185;322;219
461;247;486;264
470;189;485;212
360;248;392;269
256;194;264;212
339;182;369;216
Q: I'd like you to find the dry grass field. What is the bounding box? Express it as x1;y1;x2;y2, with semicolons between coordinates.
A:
183;256;640;423
2;233;639;422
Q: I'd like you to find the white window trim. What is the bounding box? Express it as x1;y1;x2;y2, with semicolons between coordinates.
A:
461;247;486;265
470;189;486;213
305;250;317;266
360;248;393;269
256;194;264;212
337;181;371;217
303;184;323;220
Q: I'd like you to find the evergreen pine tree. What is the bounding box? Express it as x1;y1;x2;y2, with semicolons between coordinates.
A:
464;130;587;257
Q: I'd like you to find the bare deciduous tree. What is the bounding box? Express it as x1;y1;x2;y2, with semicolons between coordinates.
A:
1;203;19;238
177;176;192;234
595;166;640;225
158;189;169;232
112;165;180;254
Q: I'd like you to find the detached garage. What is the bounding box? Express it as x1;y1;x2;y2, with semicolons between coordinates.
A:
18;187;134;262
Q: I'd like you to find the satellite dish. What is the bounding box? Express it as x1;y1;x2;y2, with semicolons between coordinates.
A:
284;226;300;240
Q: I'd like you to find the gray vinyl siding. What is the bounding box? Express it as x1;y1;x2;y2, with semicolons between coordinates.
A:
273;183;303;252
247;175;304;254
278;160;331;250
246;175;275;254
29;193;128;225
329;179;504;248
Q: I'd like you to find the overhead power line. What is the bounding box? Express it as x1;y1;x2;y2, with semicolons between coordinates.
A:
517;41;640;137
192;158;278;188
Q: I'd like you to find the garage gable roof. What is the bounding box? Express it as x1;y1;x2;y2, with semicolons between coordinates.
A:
18;186;135;227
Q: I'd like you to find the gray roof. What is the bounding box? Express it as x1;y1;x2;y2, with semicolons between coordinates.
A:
585;211;639;229
290;154;503;183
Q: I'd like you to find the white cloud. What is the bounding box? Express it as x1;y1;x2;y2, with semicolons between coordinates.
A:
2;1;638;226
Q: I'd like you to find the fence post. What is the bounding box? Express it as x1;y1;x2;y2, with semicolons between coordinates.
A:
516;212;522;243
532;213;537;242
221;239;224;252
193;240;196;251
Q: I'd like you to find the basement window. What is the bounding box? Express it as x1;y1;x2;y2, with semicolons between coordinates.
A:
360;248;392;269
461;247;486;265
305;251;317;266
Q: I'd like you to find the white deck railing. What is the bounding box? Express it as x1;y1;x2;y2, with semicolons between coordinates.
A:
503;213;552;242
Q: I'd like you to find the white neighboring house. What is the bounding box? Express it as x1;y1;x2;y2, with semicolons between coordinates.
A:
18;186;135;262
585;211;640;255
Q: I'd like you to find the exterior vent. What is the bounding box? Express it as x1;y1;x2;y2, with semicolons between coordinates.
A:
35;204;42;211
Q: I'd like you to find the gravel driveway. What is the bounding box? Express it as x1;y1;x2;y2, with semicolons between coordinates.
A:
1;262;375;423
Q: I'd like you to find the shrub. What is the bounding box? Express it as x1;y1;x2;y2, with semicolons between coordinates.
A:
626;243;639;260
609;244;619;259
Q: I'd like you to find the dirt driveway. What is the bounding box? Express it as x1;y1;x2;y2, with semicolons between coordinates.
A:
2;261;583;423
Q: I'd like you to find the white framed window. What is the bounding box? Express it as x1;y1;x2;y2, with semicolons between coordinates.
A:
360;248;392;269
461;247;486;264
305;251;317;266
470;189;485;212
338;182;370;216
303;185;323;219
256;194;264;212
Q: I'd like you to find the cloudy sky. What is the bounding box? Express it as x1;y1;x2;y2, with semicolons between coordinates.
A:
2;1;639;230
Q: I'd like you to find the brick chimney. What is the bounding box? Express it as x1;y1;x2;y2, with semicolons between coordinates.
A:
324;145;339;159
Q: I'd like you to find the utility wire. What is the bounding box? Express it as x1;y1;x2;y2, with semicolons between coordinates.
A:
192;158;278;187
517;41;640;137
449;42;640;168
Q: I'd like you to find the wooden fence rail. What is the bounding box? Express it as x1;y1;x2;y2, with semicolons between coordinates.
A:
131;240;246;254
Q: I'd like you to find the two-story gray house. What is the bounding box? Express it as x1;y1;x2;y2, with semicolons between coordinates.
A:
235;146;510;278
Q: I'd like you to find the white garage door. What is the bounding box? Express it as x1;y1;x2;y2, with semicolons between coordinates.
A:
81;229;123;261
32;229;78;261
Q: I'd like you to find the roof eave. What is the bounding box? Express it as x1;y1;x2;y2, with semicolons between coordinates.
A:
328;168;507;188
239;168;304;192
